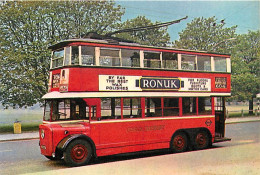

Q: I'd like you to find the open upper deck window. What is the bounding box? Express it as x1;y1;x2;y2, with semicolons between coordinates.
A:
144;51;161;68
162;52;178;69
100;48;120;66
81;46;95;65
214;57;227;72
121;49;140;67
197;56;211;71
64;47;70;65
52;49;64;68
181;55;196;70
71;46;79;65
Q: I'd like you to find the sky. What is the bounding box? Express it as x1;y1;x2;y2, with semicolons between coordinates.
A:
116;1;259;41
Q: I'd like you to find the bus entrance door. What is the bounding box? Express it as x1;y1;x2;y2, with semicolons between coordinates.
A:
214;97;231;143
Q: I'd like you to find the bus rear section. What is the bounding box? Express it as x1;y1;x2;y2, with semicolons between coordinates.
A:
214;97;231;143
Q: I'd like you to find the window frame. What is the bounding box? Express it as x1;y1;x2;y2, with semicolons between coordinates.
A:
99;47;121;67
143;51;162;69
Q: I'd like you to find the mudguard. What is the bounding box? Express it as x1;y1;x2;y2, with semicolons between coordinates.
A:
56;134;97;158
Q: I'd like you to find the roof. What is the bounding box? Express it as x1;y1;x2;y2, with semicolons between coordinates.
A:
48;33;231;57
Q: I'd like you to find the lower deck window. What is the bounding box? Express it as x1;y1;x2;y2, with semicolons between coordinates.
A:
198;97;212;115
101;98;121;120
123;98;142;118
164;98;179;116
145;98;162;117
182;97;197;116
44;97;213;122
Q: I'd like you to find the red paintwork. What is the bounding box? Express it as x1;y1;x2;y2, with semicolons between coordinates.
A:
50;67;231;93
39;40;230;162
39;116;215;157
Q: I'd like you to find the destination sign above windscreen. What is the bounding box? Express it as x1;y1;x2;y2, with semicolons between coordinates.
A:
99;75;211;92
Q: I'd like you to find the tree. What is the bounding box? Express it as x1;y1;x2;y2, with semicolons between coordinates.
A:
0;1;171;108
173;16;237;53
115;16;171;47
174;17;259;114
231;30;260;114
0;1;125;108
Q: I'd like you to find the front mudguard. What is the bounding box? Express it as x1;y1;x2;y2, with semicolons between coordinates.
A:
56;134;97;158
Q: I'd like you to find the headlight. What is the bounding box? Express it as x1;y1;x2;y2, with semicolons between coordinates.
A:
41;129;45;139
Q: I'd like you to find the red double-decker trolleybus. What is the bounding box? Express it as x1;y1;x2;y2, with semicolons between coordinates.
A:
39;35;231;166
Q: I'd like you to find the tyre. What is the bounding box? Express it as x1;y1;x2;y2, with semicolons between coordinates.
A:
45;155;62;160
64;139;92;167
193;130;210;150
170;132;188;153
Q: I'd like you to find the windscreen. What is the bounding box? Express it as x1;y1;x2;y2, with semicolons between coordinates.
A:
43;99;89;121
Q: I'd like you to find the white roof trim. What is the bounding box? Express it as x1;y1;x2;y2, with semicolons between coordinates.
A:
42;91;231;99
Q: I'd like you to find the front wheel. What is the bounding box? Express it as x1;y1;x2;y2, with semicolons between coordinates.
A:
45;155;62;161
64;139;92;167
170;132;188;153
193;130;210;150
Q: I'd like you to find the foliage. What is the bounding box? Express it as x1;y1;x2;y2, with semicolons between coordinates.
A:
173;16;237;53
231;30;260;103
0;1;125;108
116;16;171;47
173;17;259;113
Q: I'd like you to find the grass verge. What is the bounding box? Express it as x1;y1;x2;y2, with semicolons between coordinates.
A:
0;122;40;133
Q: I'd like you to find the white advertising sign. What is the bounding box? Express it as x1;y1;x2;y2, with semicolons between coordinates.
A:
99;75;211;92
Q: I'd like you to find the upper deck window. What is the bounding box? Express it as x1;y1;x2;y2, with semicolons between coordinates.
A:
71;46;79;65
197;56;211;71
64;47;70;65
214;57;227;72
163;52;178;69
100;48;120;66
144;51;161;68
121;49;140;67
50;43;229;73
181;55;196;70
82;46;95;65
52;49;64;68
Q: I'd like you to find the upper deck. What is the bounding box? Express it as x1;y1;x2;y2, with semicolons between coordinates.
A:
46;38;231;98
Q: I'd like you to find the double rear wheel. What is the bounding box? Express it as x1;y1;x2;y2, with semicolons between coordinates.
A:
171;130;210;153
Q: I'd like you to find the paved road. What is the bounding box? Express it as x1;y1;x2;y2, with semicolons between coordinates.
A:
0;122;259;175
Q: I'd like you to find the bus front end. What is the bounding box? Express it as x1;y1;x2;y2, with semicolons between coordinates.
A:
39;98;92;162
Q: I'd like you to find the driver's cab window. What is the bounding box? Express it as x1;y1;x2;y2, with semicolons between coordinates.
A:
45;99;88;121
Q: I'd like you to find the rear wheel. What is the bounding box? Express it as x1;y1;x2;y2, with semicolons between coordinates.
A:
194;130;210;150
171;132;188;153
64;139;92;167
